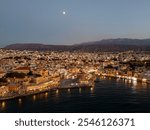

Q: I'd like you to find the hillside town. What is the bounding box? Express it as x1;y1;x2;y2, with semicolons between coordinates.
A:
0;49;150;99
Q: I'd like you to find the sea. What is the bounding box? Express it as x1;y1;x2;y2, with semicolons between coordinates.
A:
1;77;150;113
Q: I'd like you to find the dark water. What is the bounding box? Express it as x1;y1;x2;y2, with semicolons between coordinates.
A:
1;77;150;113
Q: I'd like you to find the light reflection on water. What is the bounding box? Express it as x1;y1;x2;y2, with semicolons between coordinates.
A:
2;101;6;109
56;89;59;94
79;88;82;94
90;87;94;93
67;89;70;93
45;92;48;98
0;77;150;112
132;80;137;87
128;79;132;84
54;89;60;103
18;98;22;104
33;95;36;101
142;82;147;87
32;92;49;102
115;77;149;94
0;101;6;110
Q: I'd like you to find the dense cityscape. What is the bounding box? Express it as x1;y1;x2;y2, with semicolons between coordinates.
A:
0;49;150;100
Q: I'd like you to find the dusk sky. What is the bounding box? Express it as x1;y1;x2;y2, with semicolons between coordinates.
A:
0;0;150;47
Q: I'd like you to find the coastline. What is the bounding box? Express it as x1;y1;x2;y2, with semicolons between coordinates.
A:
0;73;150;101
0;85;93;101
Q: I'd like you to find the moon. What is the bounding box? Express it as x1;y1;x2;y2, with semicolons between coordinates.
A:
62;11;66;15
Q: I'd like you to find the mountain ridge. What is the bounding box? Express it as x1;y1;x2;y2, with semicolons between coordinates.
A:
4;38;150;52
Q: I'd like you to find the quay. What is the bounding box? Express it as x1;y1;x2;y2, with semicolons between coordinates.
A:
0;83;93;101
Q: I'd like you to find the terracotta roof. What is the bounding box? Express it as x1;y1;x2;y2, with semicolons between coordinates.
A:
14;67;30;71
0;71;5;74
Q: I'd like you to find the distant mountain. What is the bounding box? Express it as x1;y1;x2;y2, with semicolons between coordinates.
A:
4;39;150;52
4;43;72;51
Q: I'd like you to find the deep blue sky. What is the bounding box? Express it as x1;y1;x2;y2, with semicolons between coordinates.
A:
0;0;150;47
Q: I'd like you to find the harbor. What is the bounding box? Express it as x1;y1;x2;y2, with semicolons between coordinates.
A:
1;76;150;113
0;78;94;101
